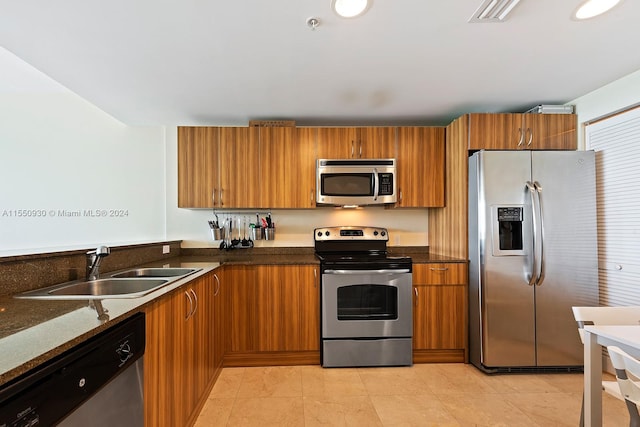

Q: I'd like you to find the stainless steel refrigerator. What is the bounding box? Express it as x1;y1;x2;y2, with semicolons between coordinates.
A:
468;150;598;373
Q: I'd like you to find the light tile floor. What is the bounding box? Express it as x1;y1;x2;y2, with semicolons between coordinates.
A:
194;364;629;426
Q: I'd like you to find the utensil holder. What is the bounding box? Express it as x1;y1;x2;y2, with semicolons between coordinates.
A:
264;227;276;241
210;228;225;241
250;227;263;240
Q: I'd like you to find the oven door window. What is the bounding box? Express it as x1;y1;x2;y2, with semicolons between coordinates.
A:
337;284;398;320
321;173;374;197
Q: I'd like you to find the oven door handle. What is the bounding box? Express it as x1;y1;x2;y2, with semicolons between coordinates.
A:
323;269;411;274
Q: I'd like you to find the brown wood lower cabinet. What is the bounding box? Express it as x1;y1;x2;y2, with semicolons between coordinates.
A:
143;272;221;427
412;262;468;363
224;264;320;366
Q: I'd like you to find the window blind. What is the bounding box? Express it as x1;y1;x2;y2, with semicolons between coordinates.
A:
585;106;640;306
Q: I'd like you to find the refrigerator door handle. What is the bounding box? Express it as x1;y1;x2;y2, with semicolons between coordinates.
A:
526;181;538;286
533;181;546;286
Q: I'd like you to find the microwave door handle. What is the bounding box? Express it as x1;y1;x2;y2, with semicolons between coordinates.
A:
373;168;379;201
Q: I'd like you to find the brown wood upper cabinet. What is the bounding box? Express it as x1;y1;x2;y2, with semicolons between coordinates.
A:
177;126;220;208
396;127;445;207
218;127;261;208
316;127;396;159
467;113;577;150
177;126;261;208
259;127;316;208
178;126;315;208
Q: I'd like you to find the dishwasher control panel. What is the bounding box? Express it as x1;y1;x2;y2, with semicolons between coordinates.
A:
0;313;146;427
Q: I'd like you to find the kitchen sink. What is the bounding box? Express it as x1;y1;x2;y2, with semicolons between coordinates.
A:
15;267;202;300
48;278;170;297
110;267;199;278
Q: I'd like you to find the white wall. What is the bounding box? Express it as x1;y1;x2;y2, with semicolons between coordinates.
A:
0;49;166;255
164;127;429;248
571;69;640;147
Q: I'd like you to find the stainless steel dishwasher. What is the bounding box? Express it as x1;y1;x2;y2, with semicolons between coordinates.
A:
0;312;145;427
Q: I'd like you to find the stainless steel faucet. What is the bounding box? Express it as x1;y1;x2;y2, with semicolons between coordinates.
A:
86;245;111;280
86;245;111;322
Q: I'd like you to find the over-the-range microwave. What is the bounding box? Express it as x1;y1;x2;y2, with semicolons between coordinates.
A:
316;159;397;206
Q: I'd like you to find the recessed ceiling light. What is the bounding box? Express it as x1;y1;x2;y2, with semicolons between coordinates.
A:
573;0;622;20
331;0;371;18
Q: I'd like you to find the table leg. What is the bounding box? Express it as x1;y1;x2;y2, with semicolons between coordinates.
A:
584;329;603;427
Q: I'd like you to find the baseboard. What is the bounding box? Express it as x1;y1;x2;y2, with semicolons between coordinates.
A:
413;349;465;363
224;351;320;367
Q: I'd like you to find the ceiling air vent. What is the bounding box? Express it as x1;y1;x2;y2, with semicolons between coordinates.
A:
468;0;522;23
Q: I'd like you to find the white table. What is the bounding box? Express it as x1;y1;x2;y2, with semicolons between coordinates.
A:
583;325;640;426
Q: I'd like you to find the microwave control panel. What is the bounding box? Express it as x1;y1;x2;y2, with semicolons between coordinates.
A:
378;173;393;195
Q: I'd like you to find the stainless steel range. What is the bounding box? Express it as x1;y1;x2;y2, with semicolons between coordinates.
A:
315;226;413;367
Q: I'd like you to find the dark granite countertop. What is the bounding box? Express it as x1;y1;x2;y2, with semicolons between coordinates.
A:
0;247;466;387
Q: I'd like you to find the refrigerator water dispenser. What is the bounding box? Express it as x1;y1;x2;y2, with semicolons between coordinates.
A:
491;206;525;256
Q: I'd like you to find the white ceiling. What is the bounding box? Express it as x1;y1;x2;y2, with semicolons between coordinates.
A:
1;0;639;126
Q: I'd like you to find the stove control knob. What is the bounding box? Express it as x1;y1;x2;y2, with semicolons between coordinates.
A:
317;231;322;237
325;231;330;236
381;231;386;237
373;231;379;236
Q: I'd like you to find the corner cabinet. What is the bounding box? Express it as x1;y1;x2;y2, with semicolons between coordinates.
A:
467;113;577;150
225;264;320;366
396;127;445;207
412;262;468;363
143;272;221;427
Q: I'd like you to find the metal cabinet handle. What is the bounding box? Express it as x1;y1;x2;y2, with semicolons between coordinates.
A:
190;288;198;316
219;189;224;206
359;141;362;158
517;128;524;147
185;291;193;320
313;268;317;287
399;189;403;203
213;273;221;296
351;141;355;157
414;287;418;306
526;128;533;146
310;189;314;203
430;267;449;271
212;188;216;206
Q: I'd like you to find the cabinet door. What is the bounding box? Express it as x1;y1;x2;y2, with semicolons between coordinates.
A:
144;296;178;427
412;263;468;351
219;127;261;208
316;127;359;159
396;127;445;207
413;284;466;349
357;127;396;158
259;127;315;208
257;264;319;351
144;289;192;427
226;265;258;352
190;276;215;412
468;113;524;150
300;265;320;351
524;114;577;150
177;127;219;208
212;269;225;373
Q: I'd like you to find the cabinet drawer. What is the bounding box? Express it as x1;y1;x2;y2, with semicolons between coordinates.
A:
413;263;467;285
